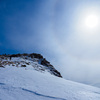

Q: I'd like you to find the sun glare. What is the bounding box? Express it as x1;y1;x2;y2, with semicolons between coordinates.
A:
85;14;99;28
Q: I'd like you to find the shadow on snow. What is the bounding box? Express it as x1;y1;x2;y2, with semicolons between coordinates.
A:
22;88;66;100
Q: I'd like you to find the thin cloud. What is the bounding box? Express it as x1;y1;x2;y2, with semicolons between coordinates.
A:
1;0;100;86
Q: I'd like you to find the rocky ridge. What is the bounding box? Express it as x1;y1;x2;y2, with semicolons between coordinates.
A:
0;53;62;78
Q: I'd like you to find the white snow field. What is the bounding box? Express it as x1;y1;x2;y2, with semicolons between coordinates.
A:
0;66;100;100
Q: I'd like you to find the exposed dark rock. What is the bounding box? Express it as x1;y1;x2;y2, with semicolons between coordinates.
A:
0;53;62;78
50;69;62;78
26;62;30;65
41;58;62;77
28;53;43;59
8;54;21;58
21;65;26;67
0;64;4;68
41;58;50;67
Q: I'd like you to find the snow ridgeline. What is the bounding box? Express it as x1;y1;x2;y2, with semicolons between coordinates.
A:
0;53;62;78
0;53;100;100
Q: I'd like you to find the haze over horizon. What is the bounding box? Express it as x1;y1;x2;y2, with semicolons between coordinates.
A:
1;0;100;85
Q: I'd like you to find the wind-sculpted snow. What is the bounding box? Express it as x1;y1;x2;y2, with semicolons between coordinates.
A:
0;67;100;100
22;88;66;100
0;82;66;100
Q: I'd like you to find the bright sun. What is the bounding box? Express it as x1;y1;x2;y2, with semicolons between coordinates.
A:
85;14;99;28
74;6;100;45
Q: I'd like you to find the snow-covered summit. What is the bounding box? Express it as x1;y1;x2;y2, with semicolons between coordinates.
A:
0;53;62;78
0;53;100;100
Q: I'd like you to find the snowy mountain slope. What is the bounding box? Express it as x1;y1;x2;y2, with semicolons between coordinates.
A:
0;66;100;100
0;53;100;100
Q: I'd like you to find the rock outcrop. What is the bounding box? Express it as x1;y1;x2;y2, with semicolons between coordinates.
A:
0;53;62;78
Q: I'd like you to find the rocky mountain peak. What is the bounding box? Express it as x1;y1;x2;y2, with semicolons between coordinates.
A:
0;53;62;78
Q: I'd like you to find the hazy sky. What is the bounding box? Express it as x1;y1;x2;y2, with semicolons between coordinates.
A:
1;0;100;85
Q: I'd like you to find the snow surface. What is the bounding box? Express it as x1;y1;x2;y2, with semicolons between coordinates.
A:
0;66;100;100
